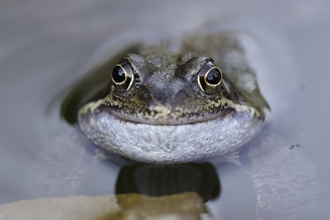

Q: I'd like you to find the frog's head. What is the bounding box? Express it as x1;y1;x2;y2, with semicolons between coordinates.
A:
81;50;266;125
77;38;269;164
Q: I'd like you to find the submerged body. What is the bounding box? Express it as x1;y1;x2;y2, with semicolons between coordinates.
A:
78;32;269;163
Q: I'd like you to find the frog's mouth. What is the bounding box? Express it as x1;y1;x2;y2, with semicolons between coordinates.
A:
84;104;239;125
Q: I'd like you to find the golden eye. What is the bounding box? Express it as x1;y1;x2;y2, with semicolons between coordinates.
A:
197;61;222;94
111;62;134;91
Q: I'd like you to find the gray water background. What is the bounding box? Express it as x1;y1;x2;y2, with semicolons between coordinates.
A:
0;0;329;219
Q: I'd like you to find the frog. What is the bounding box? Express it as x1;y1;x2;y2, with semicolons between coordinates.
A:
77;32;270;164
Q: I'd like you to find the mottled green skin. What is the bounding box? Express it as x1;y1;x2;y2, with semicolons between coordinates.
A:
83;33;269;125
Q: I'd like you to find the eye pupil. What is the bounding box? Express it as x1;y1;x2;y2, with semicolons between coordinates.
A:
112;66;126;83
197;61;222;94
206;68;221;85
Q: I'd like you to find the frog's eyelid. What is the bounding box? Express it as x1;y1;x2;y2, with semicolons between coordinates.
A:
121;55;147;84
197;72;205;92
183;57;209;81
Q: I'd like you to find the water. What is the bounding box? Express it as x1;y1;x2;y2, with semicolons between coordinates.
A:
0;1;329;219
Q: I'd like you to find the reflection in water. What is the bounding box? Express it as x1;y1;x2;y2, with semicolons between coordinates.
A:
116;163;220;201
104;163;220;219
100;132;319;219
106;193;206;220
21;130;319;219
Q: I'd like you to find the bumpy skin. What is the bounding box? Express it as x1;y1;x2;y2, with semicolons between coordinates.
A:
78;32;269;163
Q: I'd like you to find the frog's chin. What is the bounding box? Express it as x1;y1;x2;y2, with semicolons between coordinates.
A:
78;109;263;164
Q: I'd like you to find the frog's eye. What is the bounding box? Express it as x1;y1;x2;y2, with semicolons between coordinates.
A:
197;62;222;94
112;62;134;91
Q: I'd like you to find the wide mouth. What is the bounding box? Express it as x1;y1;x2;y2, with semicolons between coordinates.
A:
89;104;236;126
